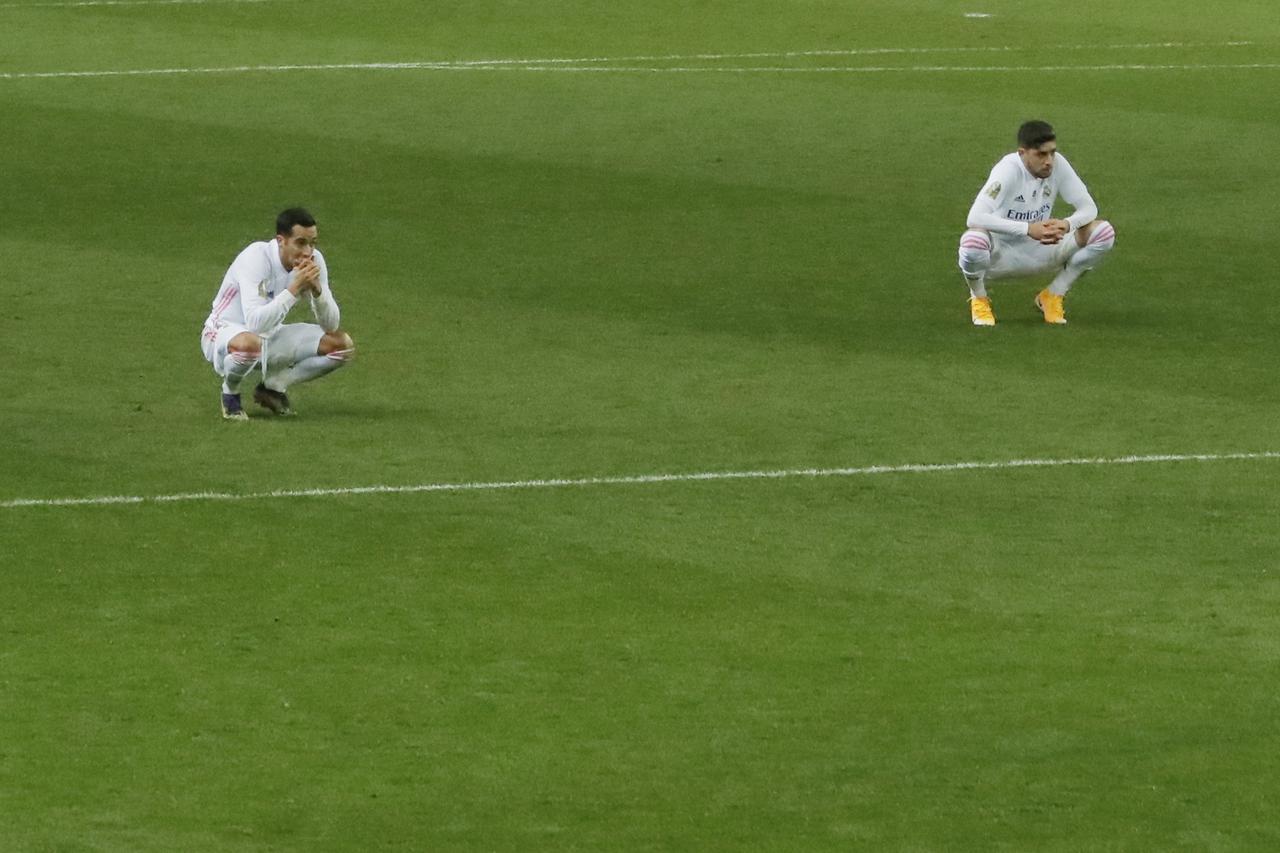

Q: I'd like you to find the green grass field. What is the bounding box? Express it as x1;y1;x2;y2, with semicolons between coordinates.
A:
3;1;1280;849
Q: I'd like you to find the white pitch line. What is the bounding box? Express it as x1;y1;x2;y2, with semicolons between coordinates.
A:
448;62;1280;74
412;40;1256;67
0;62;458;80
0;0;273;8
4;451;1279;510
0;41;1264;80
4;60;1279;81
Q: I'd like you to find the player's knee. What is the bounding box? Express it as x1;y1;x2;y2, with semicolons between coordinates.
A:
227;331;262;357
226;349;260;372
958;229;992;274
320;331;355;364
1085;220;1115;252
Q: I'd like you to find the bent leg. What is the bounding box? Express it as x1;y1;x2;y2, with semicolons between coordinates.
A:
318;330;354;355
222;331;262;394
264;326;355;392
957;229;993;298
285;329;355;387
1048;220;1116;296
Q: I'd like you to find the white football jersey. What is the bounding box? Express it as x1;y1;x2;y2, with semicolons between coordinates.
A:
967;152;1098;238
204;240;340;338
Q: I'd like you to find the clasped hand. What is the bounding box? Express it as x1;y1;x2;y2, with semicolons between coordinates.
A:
1028;219;1070;245
288;258;322;296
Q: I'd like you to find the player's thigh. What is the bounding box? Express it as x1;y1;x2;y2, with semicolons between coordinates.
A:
203;321;251;373
988;237;1062;280
267;323;326;369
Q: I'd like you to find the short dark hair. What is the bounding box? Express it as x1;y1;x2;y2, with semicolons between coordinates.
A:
276;207;316;235
1017;120;1056;150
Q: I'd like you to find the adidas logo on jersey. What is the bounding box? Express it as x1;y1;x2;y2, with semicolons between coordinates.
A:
1014;194;1026;202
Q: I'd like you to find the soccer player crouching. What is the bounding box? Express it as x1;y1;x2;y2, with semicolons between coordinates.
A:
200;208;355;419
958;120;1116;326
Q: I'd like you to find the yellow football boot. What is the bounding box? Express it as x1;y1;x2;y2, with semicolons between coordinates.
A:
1035;289;1067;325
970;296;996;327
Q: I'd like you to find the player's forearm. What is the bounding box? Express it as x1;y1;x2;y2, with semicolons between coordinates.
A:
967;206;1030;237
315;299;341;332
1065;198;1099;231
1058;166;1098;231
305;289;340;331
243;291;299;333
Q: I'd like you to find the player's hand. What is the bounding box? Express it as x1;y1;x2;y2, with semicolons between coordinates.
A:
289;258;322;296
1029;220;1068;245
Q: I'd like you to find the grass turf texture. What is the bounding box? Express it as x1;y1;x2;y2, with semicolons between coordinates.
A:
2;0;1279;849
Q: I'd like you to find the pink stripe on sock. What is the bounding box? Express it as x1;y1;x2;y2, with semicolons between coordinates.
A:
1090;226;1114;245
961;239;989;250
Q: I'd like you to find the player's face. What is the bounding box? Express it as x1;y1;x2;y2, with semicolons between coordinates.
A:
1019;142;1057;179
276;224;318;271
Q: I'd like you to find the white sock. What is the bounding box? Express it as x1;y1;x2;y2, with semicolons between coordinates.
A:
1049;221;1116;296
221;351;259;394
958;230;992;299
266;350;352;392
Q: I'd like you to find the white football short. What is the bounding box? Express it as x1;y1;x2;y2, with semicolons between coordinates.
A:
200;321;325;377
986;233;1082;280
